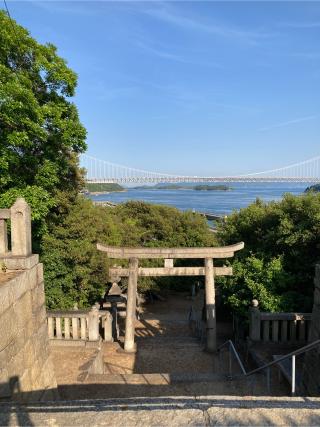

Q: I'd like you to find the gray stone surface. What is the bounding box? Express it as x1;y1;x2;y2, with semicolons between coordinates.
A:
1;396;320;426
0;264;57;402
0;254;39;270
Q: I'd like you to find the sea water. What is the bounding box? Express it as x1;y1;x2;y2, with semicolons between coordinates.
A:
88;182;311;216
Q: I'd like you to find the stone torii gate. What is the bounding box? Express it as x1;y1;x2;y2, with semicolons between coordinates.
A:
97;242;244;353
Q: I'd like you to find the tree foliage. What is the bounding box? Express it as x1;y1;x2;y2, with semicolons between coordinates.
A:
0;10;86;240
217;193;320;315
42;198;216;309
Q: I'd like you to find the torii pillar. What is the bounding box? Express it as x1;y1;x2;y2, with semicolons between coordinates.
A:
205;257;216;352
124;258;139;352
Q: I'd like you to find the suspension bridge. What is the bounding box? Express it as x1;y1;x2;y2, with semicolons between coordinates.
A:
81;154;320;184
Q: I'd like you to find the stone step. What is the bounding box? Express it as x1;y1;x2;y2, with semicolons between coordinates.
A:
2;395;320;426
86;372;225;385
55;370;285;400
136;336;200;347
137;315;189;326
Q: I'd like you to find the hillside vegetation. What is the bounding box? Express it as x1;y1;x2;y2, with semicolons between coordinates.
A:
194;185;230;191
85;183;124;193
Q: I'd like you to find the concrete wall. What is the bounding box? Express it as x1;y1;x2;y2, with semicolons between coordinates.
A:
0;261;57;401
302;264;320;396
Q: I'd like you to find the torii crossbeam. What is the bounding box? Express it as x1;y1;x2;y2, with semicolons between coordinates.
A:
97;242;244;353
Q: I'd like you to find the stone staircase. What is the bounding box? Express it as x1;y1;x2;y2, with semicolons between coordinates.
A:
5;296;317;425
54;314;289;401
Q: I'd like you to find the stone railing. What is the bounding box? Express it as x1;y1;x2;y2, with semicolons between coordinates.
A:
0;198;40;271
0;198;31;257
249;300;311;343
47;306;113;344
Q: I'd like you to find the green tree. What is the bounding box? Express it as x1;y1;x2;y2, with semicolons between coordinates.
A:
0;10;86;241
114;201;215;248
217;193;320;314
42;199;216;309
41;194;121;309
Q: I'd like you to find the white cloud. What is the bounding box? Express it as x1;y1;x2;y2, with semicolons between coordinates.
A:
278;21;320;29
259;115;318;132
145;4;275;46
134;39;222;68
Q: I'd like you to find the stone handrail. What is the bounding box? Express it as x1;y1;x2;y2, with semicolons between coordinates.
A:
47;307;113;343
249;300;311;343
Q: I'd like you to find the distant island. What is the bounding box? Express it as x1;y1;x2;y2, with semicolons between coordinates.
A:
305;184;320;193
84;183;125;194
194;185;231;191
133;184;232;191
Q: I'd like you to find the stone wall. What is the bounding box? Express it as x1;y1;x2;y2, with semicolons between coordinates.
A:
0;262;58;401
302;264;320;396
0;198;57;401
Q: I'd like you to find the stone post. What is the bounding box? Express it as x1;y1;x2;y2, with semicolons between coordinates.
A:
0;219;8;255
103;311;113;342
205;257;216;352
164;258;173;268
124;257;138;352
10;198;32;257
249;299;261;341
88;305;100;341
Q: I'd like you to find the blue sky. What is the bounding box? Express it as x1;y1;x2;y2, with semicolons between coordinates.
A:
4;1;320;175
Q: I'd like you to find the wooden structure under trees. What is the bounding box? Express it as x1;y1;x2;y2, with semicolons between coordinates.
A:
97;242;244;353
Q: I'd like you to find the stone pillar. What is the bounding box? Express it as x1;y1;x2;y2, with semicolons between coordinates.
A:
0;219;8;255
205;257;216;352
10;198;32;256
124;257;138;352
88;305;100;341
104;311;113;342
249;299;261;341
